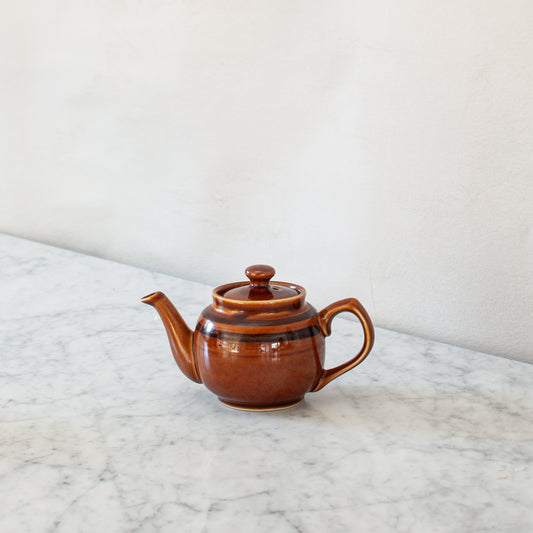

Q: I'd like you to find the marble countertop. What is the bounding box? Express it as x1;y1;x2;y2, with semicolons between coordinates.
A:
1;233;532;532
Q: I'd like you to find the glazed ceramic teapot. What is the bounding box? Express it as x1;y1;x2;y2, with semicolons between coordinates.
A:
142;265;374;411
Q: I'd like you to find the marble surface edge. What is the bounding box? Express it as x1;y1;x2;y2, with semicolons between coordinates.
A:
1;231;527;366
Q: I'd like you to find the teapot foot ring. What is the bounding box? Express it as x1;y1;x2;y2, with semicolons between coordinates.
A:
218;398;303;412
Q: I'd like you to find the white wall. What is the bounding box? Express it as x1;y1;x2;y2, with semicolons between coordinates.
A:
1;1;532;361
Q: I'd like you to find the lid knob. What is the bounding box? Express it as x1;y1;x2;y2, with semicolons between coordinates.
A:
245;264;275;288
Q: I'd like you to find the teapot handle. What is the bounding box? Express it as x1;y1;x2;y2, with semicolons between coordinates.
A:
312;298;375;392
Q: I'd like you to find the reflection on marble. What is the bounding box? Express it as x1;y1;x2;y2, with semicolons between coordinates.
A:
1;233;532;532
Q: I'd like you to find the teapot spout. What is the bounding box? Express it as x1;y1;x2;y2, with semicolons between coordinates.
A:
141;292;201;383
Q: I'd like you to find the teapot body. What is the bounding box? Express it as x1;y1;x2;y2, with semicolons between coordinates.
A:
194;303;325;410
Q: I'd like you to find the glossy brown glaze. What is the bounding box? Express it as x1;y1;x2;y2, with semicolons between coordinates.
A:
194;305;324;409
141;291;200;383
142;265;374;410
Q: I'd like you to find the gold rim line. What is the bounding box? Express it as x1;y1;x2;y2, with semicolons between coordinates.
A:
218;398;304;412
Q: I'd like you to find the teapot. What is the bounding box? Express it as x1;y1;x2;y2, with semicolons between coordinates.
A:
142;265;374;410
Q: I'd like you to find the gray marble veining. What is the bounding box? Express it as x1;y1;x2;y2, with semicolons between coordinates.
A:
1;233;532;532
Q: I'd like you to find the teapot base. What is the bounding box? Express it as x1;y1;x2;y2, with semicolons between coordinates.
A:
218;398;304;412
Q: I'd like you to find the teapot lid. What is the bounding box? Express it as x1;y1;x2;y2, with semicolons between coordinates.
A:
213;265;305;311
223;265;300;301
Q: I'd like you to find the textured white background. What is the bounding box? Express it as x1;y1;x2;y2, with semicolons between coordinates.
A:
1;1;532;360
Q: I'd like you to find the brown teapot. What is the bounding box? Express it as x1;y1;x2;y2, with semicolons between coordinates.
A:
142;265;374;411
